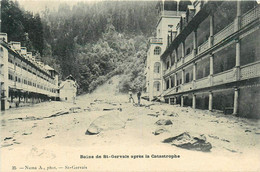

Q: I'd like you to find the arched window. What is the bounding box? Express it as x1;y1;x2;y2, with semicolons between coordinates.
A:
154;81;160;92
154;62;161;73
154;46;161;55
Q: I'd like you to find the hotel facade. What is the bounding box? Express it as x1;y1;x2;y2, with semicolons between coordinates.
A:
146;0;260;118
0;33;59;111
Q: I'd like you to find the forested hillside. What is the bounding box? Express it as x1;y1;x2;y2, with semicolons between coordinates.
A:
2;0;158;93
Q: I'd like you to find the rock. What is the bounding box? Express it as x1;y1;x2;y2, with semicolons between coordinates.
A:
103;108;115;111
86;113;125;135
46;111;69;118
161;110;178;117
45;135;55;139
163;132;212;152
221;139;230;142
69;107;82;113
153;128;168;135
1;143;13;147
155;119;173;125
22;132;32;135
147;113;159;117
208;135;219;139
4;137;13;141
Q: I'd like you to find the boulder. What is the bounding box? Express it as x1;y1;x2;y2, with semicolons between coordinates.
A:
155;119;173;125
86;113;125;135
69;107;82;113
162;110;178;117
163;132;212;152
147;113;159;117
153;128;168;135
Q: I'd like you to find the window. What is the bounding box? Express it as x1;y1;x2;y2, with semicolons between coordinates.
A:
154;81;160;92
154;46;161;55
213;43;236;74
186;73;190;83
167;61;170;69
154;62;161;73
8;74;13;80
241;29;260;66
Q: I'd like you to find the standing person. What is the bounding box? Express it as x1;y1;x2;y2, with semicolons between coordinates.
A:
129;89;135;103
137;91;141;105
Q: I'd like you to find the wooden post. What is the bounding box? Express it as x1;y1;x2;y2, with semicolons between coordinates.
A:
193;62;196;81
192;94;196;109
169;77;171;88
193;29;198;57
174;73;177;87
209;14;214;47
235;39;241;81
235;1;241;31
181;42;185;63
174;49;178;68
233;87;239;115
182;69;185;84
209;91;213;111
181;96;184;107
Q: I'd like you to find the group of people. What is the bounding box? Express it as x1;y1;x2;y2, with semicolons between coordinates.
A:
128;89;142;105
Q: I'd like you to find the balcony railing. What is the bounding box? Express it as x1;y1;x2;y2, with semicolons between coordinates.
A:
212;69;235;86
240;61;260;80
182;82;193;91
8;80;16;88
241;6;260;28
198;40;209;54
149;38;163;44
8;63;14;70
163;60;260;97
194;77;209;89
213;22;234;45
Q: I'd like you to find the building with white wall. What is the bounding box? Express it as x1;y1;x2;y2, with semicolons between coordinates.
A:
0;33;59;110
59;75;78;102
160;0;260;118
145;0;191;101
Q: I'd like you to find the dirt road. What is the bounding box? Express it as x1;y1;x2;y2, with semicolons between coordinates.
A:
1;77;260;171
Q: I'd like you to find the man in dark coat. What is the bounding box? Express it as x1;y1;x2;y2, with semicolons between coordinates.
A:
137;91;141;105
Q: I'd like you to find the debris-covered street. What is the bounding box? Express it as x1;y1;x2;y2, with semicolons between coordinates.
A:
1;77;260;171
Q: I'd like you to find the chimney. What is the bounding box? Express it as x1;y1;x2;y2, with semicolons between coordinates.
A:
0;33;8;42
27;52;32;59
9;41;21;51
20;47;27;56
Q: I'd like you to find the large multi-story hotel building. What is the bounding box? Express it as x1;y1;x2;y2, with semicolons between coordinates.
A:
146;0;260;118
145;0;191;101
0;33;59;111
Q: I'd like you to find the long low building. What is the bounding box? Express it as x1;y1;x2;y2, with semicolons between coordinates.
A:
160;1;260;118
0;33;59;110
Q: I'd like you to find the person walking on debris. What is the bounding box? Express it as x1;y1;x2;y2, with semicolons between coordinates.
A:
129;89;135;103
137;91;141;105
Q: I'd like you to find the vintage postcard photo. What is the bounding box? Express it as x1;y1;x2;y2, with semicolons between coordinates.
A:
0;0;260;171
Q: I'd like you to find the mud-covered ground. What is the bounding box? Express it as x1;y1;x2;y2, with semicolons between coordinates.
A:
1;76;260;171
